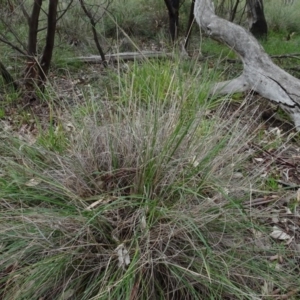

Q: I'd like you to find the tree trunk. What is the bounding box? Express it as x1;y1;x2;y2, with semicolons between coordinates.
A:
194;0;300;130
26;0;42;87
28;0;42;56
38;0;59;87
164;0;180;42
246;0;268;39
229;0;240;22
184;0;195;49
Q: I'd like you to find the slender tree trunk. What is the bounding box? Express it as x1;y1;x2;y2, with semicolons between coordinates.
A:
184;0;195;49
28;0;42;56
229;0;240;22
38;0;58;88
164;0;180;42
194;0;300;130
246;0;268;39
26;0;42;86
79;0;107;66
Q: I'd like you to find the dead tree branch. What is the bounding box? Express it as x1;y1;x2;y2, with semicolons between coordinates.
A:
72;51;173;63
18;0;31;24
194;0;300;130
0;36;27;56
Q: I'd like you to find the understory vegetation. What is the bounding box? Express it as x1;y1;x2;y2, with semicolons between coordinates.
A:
1;0;300;299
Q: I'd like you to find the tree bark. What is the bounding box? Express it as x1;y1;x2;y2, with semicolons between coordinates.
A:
184;0;195;49
28;0;42;56
164;0;180;42
26;0;42;86
229;0;240;22
246;0;268;39
38;0;59;87
194;0;300;130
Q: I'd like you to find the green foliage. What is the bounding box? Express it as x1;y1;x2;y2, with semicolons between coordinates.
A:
265;0;300;33
52;46;86;72
264;176;280;191
1;54;299;299
262;31;300;54
1;1;300;299
36;124;69;153
113;58;222;111
101;0;190;39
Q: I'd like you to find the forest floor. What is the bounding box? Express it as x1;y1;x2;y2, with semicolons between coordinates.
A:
1;34;300;299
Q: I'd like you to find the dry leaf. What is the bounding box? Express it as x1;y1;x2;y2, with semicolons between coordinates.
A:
271;214;279;224
261;280;273;296
25;178;41;187
250;228;263;238
190;155;200;167
232;172;244;179
85;197;115;210
297;188;300;203
140;215;147;230
270;226;291;240
116;244;130;269
254;158;264;162
269;254;283;263
65;122;75;132
284;207;292;214
85;198;104;211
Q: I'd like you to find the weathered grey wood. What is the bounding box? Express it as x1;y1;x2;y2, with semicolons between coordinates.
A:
72;51;173;63
194;0;300;130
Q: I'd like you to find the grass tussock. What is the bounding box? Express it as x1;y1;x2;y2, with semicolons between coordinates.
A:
0;59;299;300
264;0;300;33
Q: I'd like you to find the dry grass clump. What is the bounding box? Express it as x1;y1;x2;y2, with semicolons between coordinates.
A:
0;62;299;299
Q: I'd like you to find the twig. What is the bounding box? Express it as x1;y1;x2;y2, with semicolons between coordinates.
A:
243;197;278;207
0;36;27;56
0;19;27;49
18;0;30;25
271;53;300;59
250;142;296;169
79;0;107;66
275;180;300;190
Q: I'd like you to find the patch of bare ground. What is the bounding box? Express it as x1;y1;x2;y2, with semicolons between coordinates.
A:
215;92;300;262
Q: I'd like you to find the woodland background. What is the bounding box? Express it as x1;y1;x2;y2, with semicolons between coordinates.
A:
1;1;300;299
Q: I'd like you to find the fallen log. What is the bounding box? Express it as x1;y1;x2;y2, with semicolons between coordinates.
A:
71;51;173;64
194;0;300;130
